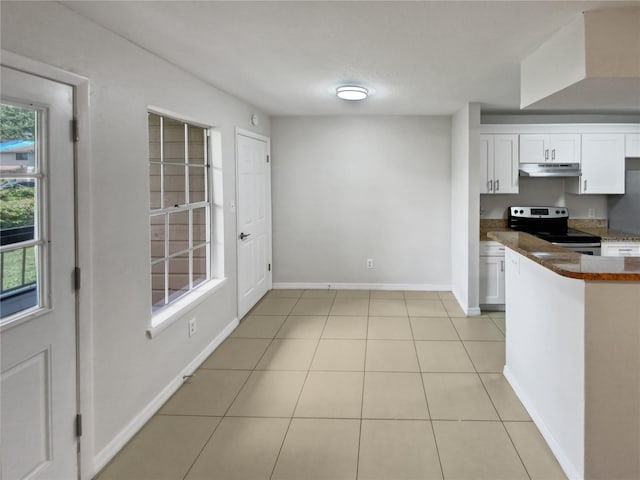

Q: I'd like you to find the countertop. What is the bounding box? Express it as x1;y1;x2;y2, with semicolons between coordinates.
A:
572;227;640;242
480;221;640;243
487;231;640;281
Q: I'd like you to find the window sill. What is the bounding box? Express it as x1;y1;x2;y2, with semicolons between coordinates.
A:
147;277;228;339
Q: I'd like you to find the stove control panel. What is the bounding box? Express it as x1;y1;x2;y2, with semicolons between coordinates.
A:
509;206;568;219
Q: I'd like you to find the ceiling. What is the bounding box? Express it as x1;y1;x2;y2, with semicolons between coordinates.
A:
62;0;639;116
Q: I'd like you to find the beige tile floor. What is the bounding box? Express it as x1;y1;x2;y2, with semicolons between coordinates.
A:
96;290;567;480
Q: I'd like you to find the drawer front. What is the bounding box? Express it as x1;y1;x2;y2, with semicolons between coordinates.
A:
480;241;506;256
602;242;640;257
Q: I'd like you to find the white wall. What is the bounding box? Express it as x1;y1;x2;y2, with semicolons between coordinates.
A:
271;116;451;289
1;2;269;476
480;177;608;219
451;104;481;314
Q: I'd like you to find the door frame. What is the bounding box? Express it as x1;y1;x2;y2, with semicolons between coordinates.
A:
2;50;92;480
235;127;272;319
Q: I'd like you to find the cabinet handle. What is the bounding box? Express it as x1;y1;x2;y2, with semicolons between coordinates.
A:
619;248;633;252
583;179;587;192
552;149;556;160
545;149;549;160
495;179;500;191
488;179;493;192
500;260;504;272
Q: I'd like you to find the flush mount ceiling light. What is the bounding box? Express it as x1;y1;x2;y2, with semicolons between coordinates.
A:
336;85;368;101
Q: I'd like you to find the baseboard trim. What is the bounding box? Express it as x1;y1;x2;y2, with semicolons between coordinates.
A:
466;307;482;316
503;365;582;480
272;282;451;291
92;317;239;475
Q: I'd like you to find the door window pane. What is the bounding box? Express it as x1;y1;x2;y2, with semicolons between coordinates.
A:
0;104;41;321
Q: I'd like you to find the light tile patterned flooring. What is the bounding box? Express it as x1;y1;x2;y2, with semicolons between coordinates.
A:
96;290;567;480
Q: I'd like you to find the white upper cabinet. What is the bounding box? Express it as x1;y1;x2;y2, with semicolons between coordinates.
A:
567;134;625;194
480;134;518;194
519;134;581;163
626;134;640;157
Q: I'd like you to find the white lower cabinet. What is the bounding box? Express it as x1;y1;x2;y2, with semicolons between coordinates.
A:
480;241;505;305
601;241;640;257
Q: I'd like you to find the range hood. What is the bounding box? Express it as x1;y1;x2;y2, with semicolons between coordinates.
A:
519;163;582;177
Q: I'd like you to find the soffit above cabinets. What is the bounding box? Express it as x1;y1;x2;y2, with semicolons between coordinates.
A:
521;7;640;112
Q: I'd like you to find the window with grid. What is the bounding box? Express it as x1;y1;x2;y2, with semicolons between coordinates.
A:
149;112;211;313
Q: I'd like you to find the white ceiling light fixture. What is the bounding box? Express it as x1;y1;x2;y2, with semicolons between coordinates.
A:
336;85;369;101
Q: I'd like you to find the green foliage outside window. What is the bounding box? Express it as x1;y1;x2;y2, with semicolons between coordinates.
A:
0;187;34;229
0;104;35;142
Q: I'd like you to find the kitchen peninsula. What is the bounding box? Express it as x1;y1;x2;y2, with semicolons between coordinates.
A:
488;231;640;480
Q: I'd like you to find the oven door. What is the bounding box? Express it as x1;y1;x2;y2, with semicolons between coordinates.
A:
552;242;601;256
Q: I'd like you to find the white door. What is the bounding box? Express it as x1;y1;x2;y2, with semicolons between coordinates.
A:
236;131;271;319
1;67;78;480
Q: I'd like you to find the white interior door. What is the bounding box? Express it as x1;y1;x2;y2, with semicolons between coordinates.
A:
1;67;77;480
236;130;271;319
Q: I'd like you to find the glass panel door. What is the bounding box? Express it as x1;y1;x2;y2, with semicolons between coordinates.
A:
0;103;44;322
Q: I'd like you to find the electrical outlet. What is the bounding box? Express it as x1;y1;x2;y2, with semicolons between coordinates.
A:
188;318;197;337
366;258;374;269
588;208;596;218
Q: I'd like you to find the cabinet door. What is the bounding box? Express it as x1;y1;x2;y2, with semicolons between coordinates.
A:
580;134;625;194
519;134;547;163
493;135;519;194
479;256;505;304
479;135;493;194
548;134;581;163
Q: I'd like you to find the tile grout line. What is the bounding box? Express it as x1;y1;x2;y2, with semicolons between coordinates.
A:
457;310;533;480
182;291;305;479
180;290;294;480
267;289;335;480
480;311;534;480
407;293;445;480
354;290;371;480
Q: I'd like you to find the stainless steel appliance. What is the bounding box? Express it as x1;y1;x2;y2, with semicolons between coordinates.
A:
508;206;601;255
518;163;581;177
608;159;640;235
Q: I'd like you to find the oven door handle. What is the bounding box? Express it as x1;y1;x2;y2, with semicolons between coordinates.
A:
551;242;601;248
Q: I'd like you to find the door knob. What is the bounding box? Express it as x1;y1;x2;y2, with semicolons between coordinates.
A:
239;232;251;240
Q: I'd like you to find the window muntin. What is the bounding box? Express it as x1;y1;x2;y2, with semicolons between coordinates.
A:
149;112;211;314
0;104;46;322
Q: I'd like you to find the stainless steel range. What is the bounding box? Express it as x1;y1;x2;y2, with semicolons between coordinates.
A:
508;206;601;255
